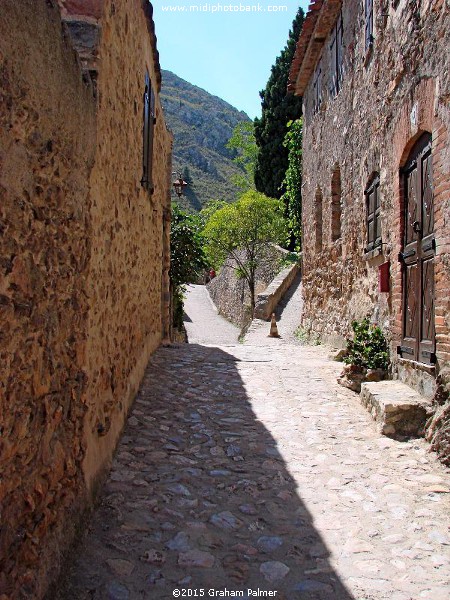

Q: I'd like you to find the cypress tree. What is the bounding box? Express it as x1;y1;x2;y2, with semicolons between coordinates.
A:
254;7;305;199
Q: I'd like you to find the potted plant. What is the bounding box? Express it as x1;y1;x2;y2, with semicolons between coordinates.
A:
338;318;390;392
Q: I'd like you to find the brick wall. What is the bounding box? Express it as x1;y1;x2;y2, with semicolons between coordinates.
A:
292;0;450;460
0;0;172;596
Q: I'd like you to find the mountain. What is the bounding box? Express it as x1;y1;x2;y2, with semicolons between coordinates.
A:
160;70;251;211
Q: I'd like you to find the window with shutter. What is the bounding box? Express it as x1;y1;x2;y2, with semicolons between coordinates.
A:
329;12;344;98
365;174;381;252
365;0;374;50
142;72;155;193
313;61;322;114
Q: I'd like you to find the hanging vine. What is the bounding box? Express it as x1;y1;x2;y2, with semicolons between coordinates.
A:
280;118;303;251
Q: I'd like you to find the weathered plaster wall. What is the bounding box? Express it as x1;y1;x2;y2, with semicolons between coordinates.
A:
0;1;96;596
81;0;173;489
298;0;450;460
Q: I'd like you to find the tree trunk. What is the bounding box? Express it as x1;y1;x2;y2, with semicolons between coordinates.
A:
249;276;256;318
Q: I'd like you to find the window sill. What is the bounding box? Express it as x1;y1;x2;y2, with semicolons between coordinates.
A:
364;245;383;264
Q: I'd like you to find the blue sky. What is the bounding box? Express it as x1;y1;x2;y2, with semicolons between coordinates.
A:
153;1;310;119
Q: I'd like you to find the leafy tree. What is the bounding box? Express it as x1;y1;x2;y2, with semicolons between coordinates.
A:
202;191;287;315
254;7;304;199
170;204;208;328
280;118;303;250
226;121;257;192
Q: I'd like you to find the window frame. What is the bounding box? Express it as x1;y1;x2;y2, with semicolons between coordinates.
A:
365;174;381;252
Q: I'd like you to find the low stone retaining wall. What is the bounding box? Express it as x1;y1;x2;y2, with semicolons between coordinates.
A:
207;246;292;329
254;262;300;321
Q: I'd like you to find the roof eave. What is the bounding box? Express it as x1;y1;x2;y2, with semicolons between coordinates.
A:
288;0;343;97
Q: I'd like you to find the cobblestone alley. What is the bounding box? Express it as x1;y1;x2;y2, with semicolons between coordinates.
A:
57;286;450;600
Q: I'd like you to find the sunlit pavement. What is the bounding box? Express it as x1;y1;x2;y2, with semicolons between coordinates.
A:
57;337;450;600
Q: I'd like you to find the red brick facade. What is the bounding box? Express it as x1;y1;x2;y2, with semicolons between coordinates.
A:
289;0;450;461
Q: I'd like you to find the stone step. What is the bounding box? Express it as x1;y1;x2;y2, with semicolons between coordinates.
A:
360;380;430;438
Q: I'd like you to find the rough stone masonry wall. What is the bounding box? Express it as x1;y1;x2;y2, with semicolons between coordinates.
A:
0;1;96;597
80;0;173;490
299;0;450;460
0;0;172;597
208;246;291;329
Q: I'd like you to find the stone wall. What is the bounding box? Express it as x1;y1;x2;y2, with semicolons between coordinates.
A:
0;1;96;596
80;0;173;492
208;246;292;329
290;0;450;461
0;0;172;597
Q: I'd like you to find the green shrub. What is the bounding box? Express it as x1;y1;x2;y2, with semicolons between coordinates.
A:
343;318;390;370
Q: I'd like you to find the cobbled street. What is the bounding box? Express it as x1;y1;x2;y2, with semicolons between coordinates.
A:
57;286;450;600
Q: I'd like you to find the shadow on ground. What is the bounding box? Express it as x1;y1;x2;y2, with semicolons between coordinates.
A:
55;344;354;600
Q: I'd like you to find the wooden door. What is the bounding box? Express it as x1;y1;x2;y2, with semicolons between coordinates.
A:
399;133;436;364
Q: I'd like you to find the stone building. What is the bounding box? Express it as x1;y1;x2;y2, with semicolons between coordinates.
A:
288;0;450;459
0;1;172;597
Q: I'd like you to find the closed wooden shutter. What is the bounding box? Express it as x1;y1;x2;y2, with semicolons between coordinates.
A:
313;62;322;113
365;175;380;251
365;0;374;50
336;14;343;90
142;72;155;193
329;28;337;98
329;13;343;97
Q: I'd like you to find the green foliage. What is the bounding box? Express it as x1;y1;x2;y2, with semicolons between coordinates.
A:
278;250;299;270
254;8;304;200
172;286;185;330
170;204;208;288
294;326;321;346
202;191;287;313
226;121;257;192
281;119;303;250
343;318;390;370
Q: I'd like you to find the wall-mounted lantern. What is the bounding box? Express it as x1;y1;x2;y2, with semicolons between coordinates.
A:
172;172;188;197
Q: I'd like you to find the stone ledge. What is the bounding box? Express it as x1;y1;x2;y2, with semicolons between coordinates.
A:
253;262;300;321
360;381;430;438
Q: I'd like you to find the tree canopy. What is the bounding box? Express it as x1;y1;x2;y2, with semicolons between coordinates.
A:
226;121;258;192
170;204;207;289
254;8;304;199
202;191;287;314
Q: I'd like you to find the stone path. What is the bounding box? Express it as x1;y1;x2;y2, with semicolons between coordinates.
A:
183;284;239;345
245;273;303;345
57;284;450;600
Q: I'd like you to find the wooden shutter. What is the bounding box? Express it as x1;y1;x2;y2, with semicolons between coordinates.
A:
336;13;343;91
142;72;155;192
313;62;322;114
365;175;380;252
329;27;337;98
365;0;373;50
